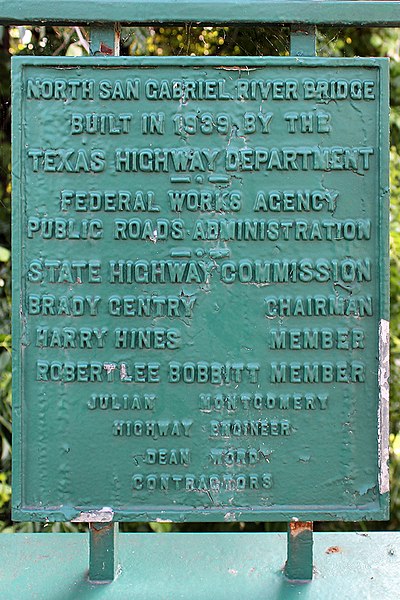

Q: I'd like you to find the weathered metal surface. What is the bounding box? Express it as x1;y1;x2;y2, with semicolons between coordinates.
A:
0;532;399;598
2;1;400;26
12;56;389;523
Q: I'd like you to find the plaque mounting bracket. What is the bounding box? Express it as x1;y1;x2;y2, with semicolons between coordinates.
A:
90;23;120;56
290;25;317;57
86;23;120;583
89;522;119;583
283;25;316;583
285;521;314;581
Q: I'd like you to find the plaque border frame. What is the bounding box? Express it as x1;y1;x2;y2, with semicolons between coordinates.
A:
12;56;390;523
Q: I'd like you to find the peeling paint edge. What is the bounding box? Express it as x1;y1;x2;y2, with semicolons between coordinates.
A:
71;506;114;523
378;319;390;494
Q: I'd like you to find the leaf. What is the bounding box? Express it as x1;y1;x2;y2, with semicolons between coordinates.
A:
0;246;10;262
66;42;83;57
149;521;173;533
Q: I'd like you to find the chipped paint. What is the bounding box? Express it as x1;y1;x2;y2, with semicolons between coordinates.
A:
72;506;114;523
224;512;237;522
378;319;390;494
359;482;376;496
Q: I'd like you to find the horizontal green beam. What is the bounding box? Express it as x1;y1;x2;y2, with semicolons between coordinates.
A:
1;1;400;26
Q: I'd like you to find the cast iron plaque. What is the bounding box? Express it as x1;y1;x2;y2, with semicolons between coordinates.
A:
12;57;389;522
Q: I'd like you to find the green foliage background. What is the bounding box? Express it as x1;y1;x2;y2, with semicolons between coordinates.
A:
1;24;400;534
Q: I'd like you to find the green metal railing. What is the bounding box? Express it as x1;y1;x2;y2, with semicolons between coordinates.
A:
0;1;400;26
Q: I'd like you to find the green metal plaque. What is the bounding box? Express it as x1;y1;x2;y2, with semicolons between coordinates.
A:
12;57;389;523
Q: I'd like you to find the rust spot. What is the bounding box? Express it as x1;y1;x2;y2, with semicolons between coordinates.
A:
91;521;114;535
100;43;113;55
326;546;341;554
289;521;313;537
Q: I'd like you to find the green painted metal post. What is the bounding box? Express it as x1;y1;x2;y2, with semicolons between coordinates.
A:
290;25;317;57
88;23;120;585
90;23;120;55
89;522;119;583
285;522;314;581
283;29;317;582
